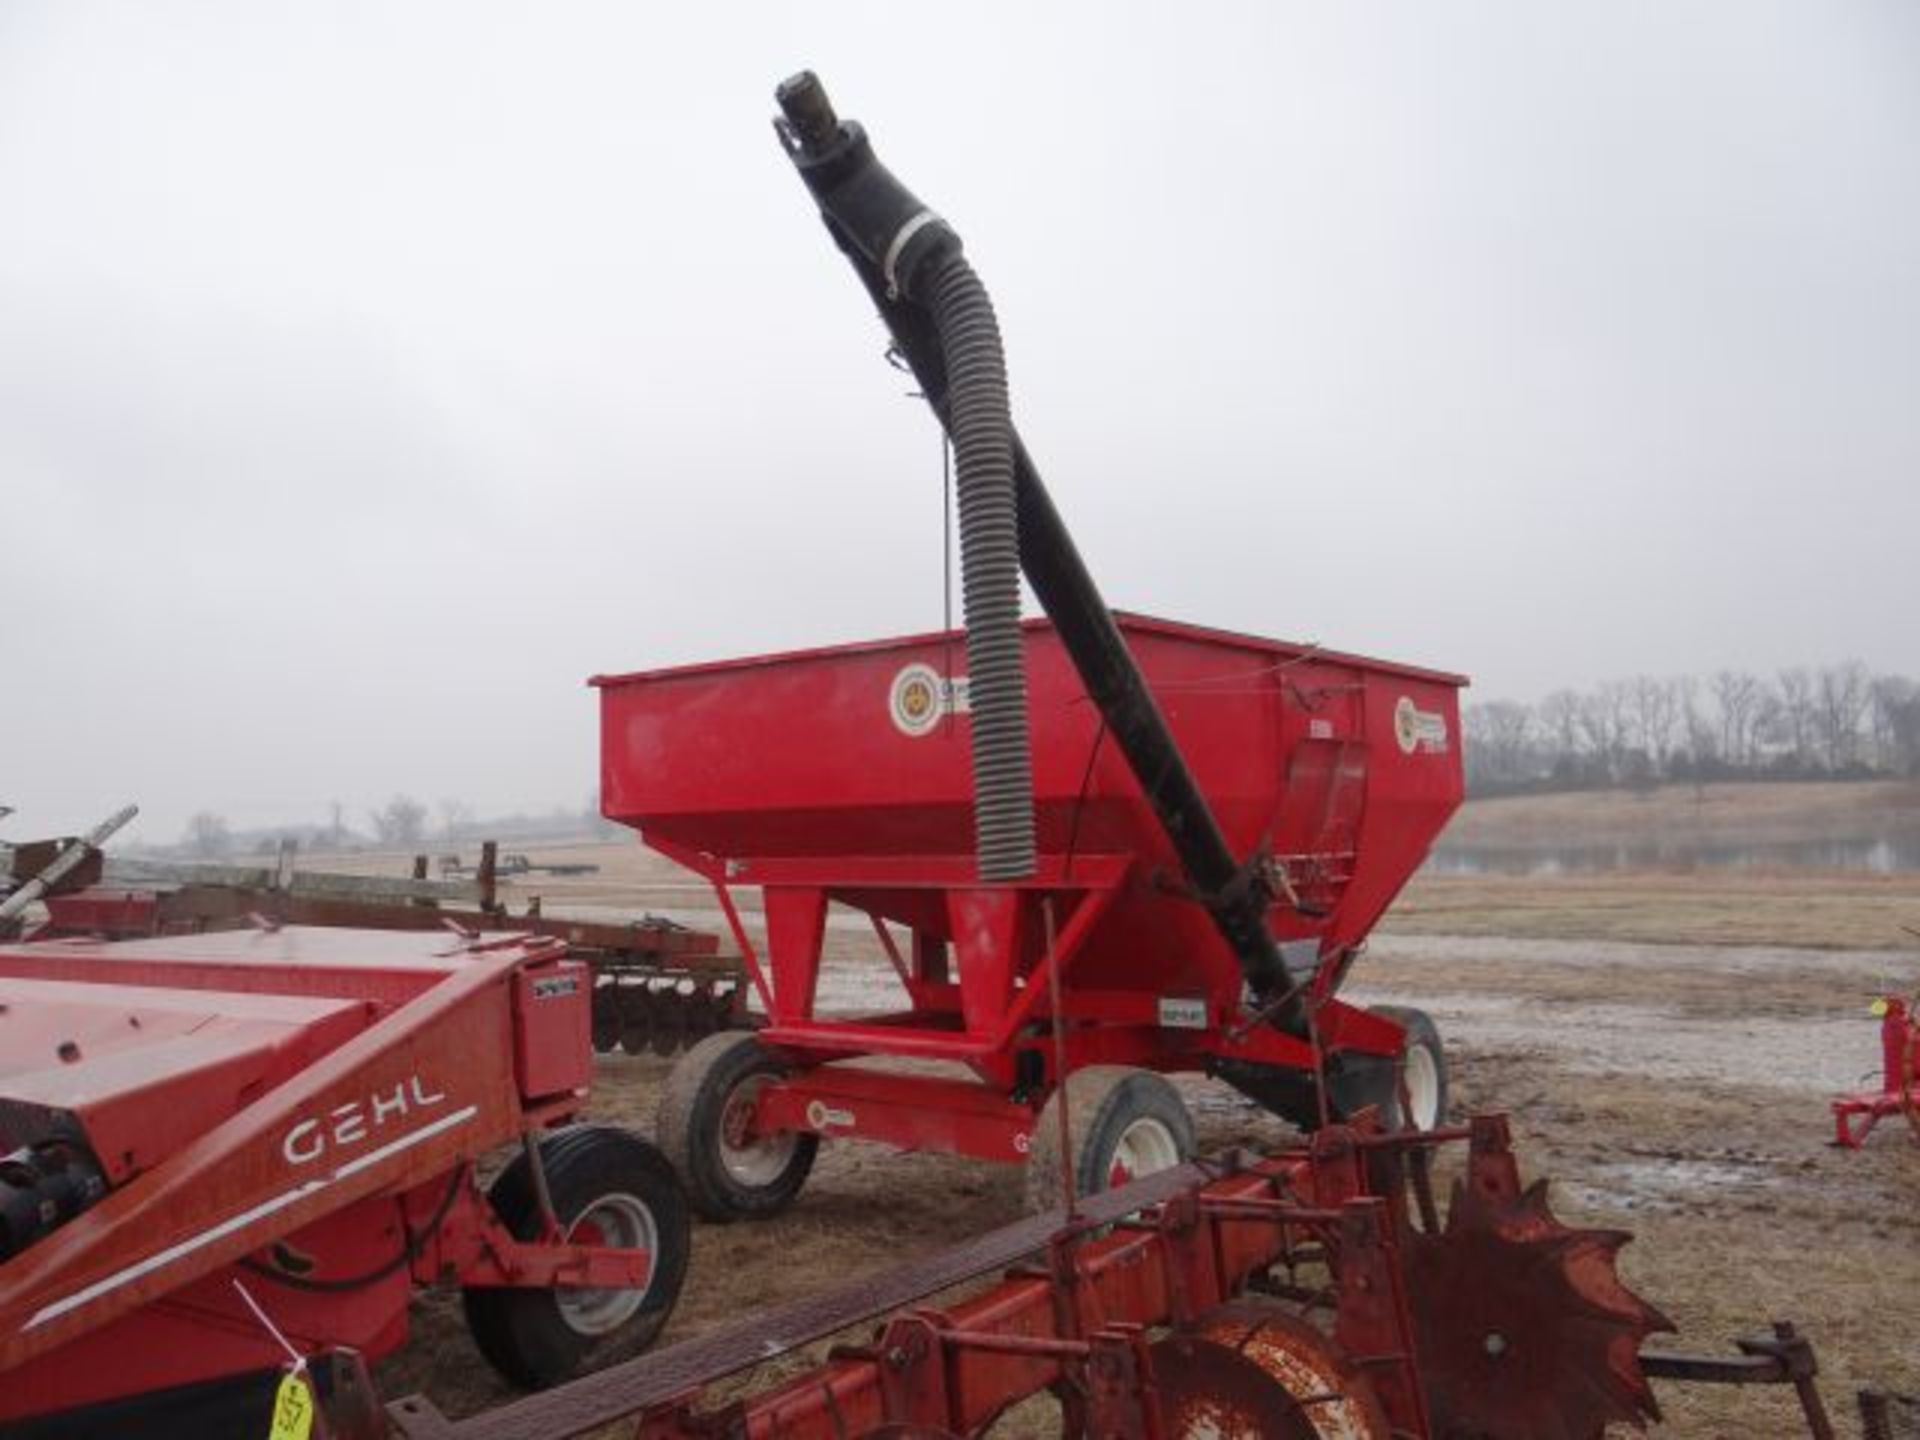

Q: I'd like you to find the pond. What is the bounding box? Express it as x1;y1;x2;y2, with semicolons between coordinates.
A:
1429;832;1920;876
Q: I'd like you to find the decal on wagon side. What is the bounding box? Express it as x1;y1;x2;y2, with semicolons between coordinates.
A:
1393;696;1450;756
888;663;970;737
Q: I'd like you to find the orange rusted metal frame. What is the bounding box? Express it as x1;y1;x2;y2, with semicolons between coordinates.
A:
390;1124;1482;1440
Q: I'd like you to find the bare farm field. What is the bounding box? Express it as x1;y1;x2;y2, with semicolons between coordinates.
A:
1387;868;1920;950
1441;779;1920;851
351;833;1920;1437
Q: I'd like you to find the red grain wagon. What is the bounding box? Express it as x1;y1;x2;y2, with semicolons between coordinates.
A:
596;613;1465;1217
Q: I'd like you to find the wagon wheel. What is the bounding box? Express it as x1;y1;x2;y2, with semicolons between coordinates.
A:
618;985;655;1056
650;985;689;1056
1024;1067;1195;1213
656;1032;818;1221
590;980;621;1054
1373;1005;1448;1131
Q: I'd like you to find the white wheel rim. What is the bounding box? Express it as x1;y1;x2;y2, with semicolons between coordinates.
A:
1107;1116;1181;1188
556;1192;659;1336
1403;1044;1441;1130
719;1075;800;1188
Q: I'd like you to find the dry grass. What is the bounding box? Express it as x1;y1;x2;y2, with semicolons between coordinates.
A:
1446;779;1920;848
1385;869;1920;950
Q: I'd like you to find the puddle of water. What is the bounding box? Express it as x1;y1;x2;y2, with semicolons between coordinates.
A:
1367;932;1907;983
1564;1156;1779;1215
1347;986;1875;1098
1430;832;1920;876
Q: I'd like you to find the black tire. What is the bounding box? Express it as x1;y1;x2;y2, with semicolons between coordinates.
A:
1372;1005;1448;1131
463;1126;690;1389
656;1031;818;1222
1024;1066;1195;1214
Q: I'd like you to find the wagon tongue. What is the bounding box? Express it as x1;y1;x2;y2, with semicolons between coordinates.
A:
773;72;1304;1030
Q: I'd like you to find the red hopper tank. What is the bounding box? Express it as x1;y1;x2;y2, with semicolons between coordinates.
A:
595;613;1465;1217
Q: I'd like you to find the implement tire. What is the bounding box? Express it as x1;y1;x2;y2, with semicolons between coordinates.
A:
1024;1066;1194;1214
463;1126;689;1389
657;1032;817;1222
1373;1005;1448;1131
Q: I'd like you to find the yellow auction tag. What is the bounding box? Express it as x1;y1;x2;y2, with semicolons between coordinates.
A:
267;1368;314;1440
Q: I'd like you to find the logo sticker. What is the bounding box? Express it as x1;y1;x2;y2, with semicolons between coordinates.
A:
281;1074;448;1167
888;663;970;737
1393;696;1450;755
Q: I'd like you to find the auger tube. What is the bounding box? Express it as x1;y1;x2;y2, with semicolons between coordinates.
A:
773;71;1300;1029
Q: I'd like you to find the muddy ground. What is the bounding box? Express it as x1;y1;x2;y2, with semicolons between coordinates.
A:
359;847;1920;1437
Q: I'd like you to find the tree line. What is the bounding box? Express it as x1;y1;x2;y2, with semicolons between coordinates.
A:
1463;663;1920;794
172;792;619;858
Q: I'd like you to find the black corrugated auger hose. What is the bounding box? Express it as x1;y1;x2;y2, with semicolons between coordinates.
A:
922;254;1034;881
775;72;1303;1030
776;70;1035;882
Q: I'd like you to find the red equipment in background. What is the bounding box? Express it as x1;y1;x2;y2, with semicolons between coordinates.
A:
1831;990;1920;1147
0;926;688;1437
598;613;1464;1215
25;859;745;1061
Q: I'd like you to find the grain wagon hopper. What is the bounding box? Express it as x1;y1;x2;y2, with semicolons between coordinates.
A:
601;615;1461;1214
0;924;688;1436
597;74;1462;1221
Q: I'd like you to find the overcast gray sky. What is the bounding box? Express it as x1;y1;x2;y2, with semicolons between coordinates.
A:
3;3;1915;842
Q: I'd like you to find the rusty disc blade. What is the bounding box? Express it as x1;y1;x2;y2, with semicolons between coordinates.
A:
1407;1177;1673;1440
1153;1299;1391;1439
590;980;620;1052
618;984;655;1055
650;988;688;1056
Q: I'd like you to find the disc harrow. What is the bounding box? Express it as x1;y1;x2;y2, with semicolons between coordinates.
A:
383;1114;1836;1440
593;977;744;1059
8;825;748;1060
